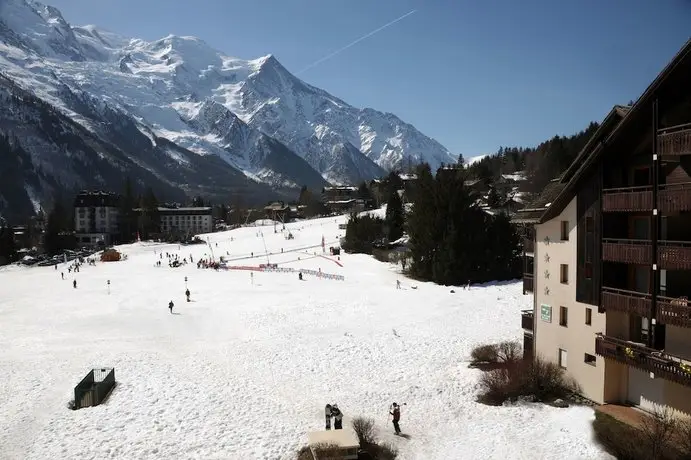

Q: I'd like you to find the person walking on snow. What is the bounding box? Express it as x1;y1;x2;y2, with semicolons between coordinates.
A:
331;404;343;430
73;280;77;289
324;404;333;430
390;403;402;435
396;280;401;289
185;289;191;302
169;300;174;314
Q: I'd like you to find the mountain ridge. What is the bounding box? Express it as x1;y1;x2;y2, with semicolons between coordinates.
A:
0;0;456;220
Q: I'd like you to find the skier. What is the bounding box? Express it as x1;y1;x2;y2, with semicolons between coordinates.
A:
331;404;343;430
298;272;303;281
324;404;333;430
61;272;64;280
169;300;174;314
396;280;401;289
390;403;402;435
73;280;77;289
185;289;191;302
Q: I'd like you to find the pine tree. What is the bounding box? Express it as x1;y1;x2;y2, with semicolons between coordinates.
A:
407;163;437;279
44;199;68;255
119;177;136;243
139;188;160;239
385;188;405;242
487;187;502;208
0;224;17;264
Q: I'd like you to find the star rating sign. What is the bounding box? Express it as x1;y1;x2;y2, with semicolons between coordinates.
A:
544;254;550;263
544;286;550;296
544;236;551;245
544;270;550;279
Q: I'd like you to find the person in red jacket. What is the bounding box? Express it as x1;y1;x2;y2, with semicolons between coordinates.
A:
390;403;401;435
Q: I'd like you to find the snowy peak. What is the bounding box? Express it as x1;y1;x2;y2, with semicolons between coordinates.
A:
0;0;454;198
0;0;86;60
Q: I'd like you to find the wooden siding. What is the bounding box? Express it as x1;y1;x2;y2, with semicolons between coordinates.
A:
576;166;601;306
602;239;653;265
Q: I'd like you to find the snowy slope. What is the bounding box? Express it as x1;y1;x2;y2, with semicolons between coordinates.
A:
0;0;453;191
0;213;612;460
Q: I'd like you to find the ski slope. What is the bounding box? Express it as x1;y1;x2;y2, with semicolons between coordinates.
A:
0;214;611;460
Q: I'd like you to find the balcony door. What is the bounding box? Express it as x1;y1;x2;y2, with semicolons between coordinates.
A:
632;166;651;187
629;216;650;240
630;266;649;294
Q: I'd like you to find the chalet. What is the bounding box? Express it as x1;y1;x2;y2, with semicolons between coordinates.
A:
512;38;691;416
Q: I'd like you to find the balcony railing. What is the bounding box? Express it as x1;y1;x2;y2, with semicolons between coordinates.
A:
659;182;691;213
602;239;652;265
658;295;691;328
602;186;653;212
523;237;535;254
595;334;691;388
521;309;534;332
658;240;691;270
601;287;651;317
523;274;534;294
658;123;691;157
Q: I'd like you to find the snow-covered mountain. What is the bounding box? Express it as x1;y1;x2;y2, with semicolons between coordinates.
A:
0;0;455;219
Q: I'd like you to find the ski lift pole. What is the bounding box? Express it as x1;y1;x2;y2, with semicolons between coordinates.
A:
260;230;271;264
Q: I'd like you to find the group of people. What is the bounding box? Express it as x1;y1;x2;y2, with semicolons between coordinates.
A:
324;404;343;430
323;402;402;435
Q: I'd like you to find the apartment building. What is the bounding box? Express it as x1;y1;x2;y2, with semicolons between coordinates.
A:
513;39;691;416
158;207;213;235
74;191;121;246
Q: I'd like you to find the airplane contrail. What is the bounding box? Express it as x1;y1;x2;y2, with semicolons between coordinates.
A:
296;9;418;75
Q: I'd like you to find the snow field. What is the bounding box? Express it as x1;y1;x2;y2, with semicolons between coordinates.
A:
0;215;612;459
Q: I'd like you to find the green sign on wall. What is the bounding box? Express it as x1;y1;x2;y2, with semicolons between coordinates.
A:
541;304;552;323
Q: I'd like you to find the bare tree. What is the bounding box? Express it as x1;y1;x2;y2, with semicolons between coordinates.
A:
641;404;678;460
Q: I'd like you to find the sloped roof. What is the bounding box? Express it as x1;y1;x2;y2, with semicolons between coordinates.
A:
540;38;691;223
511;178;566;224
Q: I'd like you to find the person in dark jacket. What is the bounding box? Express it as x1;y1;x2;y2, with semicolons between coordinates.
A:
390;403;401;435
185;289;191;302
169;300;174;314
324;404;332;430
331;404;343;430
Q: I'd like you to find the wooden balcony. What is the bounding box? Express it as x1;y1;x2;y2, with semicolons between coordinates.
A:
523;274;534;294
657;295;691;328
602;239;652;265
601;287;651;317
602;186;653;212
658;123;691;157
523;237;535;254
521;309;534;332
658;241;691;270
659;182;691;213
595;334;691;387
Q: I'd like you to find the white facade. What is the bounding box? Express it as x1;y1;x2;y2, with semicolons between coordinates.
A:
75;205;119;234
533;197;607;403
159;208;213;235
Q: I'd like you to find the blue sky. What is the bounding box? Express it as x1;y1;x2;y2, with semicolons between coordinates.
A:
49;0;691;157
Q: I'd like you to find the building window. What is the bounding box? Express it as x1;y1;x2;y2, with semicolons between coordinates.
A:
585;308;592;326
584;353;596;366
585;262;592;279
559;306;568;327
560;221;569;241
559;349;568;369
560;264;568;284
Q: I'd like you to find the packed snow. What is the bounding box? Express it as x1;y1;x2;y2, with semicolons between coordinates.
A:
0;214;612;460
